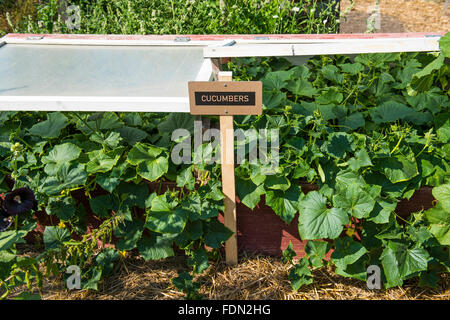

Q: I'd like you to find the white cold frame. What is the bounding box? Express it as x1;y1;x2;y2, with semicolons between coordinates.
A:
0;36;220;112
0;33;442;113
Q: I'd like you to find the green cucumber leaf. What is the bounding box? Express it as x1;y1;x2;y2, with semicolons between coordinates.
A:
298;191;349;240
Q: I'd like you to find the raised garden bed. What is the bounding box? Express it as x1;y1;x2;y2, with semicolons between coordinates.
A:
24;177;436;259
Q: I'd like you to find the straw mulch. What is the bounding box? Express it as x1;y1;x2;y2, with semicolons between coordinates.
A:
340;0;450;33
37;252;449;300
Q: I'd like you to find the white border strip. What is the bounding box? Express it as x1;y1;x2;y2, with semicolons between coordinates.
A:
0;96;190;112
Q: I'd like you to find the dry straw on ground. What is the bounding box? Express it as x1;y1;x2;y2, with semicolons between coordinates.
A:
37;252;449;300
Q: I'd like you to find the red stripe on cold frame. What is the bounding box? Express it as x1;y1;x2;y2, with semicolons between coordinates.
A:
3;32;444;41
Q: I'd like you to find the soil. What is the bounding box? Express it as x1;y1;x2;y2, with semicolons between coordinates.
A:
340;0;450;33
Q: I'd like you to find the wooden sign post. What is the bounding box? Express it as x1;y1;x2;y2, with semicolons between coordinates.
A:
188;71;262;265
218;72;238;265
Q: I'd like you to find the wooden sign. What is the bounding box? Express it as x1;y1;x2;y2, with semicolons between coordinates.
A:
188;81;262;115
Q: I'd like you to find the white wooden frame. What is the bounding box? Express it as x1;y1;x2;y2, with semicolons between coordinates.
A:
204;36;441;58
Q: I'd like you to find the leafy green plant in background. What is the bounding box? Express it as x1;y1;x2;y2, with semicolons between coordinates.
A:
0;0;40;36
3;0;342;35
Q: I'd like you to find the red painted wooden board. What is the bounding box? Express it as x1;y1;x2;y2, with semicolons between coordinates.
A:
218;186;436;258
3;32;444;41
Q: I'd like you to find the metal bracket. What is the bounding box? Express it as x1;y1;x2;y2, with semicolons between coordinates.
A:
26;36;44;40
174;37;191;42
223;40;236;47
